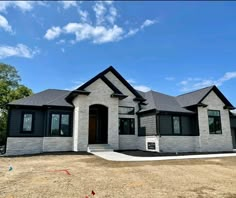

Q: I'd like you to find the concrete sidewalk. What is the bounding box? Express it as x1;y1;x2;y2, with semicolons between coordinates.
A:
91;151;236;162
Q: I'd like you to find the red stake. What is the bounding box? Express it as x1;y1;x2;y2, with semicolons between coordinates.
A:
47;169;71;175
91;190;95;196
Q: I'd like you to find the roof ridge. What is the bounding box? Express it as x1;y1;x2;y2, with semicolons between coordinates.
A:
150;90;175;98
176;85;214;97
46;88;70;92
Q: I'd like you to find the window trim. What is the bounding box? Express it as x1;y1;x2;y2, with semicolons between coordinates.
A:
119;118;135;135
20;112;34;133
49;112;72;137
118;106;135;115
208;110;222;134
172;115;182;135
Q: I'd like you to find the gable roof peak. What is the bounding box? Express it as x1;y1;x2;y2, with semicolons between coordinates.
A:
66;65;146;102
176;85;234;108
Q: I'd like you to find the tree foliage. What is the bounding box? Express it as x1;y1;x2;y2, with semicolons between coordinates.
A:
0;63;33;145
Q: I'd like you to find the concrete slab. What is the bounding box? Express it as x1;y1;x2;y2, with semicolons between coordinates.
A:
91;151;236;162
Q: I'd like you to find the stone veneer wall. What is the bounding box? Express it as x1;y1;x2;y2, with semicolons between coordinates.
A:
6;137;43;156
159;136;199;152
198;91;233;152
140;115;157;136
105;71;140;150
72;78;119;151
43;137;73;152
5;137;73;156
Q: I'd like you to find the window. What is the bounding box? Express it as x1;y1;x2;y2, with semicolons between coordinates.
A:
208;110;222;134
172;116;181;134
21;113;33;132
50;113;71;136
160;115;198;136
119;118;135;135
119;106;135;115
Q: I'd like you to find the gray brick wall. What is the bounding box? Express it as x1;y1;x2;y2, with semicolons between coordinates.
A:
119;135;137;150
72;78;119;151
43;137;73;152
198;91;233;152
140;115;157;136
5;137;43;156
159;136;199;152
5;137;73;155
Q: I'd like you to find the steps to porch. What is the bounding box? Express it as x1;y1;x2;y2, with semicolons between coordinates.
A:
87;144;113;152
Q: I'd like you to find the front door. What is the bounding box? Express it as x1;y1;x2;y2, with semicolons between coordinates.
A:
88;105;108;144
89;114;97;144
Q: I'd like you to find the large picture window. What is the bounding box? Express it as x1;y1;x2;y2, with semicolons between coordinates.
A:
119;118;135;135
21;113;33;133
208;110;222;134
50;113;71;136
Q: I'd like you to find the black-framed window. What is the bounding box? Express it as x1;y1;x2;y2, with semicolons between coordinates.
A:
208;110;222;134
160;115;198;136
119;118;135;135
21;113;33;133
50;113;71;136
172;116;181;135
119;106;135;115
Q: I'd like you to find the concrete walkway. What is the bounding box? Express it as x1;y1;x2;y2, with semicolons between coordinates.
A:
91;151;236;162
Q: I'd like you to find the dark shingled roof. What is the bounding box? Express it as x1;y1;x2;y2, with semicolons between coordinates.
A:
8;89;73;108
138;85;235;113
176;85;234;108
138;90;194;114
176;86;214;107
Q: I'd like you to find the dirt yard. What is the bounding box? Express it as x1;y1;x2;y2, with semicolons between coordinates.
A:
0;153;236;198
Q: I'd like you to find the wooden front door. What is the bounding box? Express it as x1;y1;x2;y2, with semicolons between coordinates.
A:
88;105;108;144
89;115;97;144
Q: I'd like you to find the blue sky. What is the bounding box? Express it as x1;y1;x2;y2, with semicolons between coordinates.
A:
0;1;236;106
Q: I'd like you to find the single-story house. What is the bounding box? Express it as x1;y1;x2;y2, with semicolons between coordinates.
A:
5;66;236;155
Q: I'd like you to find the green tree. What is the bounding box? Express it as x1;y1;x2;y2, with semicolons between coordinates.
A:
0;63;33;145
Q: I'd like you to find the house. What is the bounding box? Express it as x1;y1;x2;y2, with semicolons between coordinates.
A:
5;66;236;155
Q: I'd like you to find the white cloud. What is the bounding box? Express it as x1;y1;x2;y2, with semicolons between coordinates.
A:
44;26;62;40
125;28;139;37
125;19;157;38
127;79;136;84
65;80;85;90
141;19;157;29
44;2;157;44
56;39;65;45
93;1;118;25
0;1;41;12
127;78;151;92
93;1;106;25
179;71;236;92
133;85;151;92
78;9;89;23
61;22;123;44
107;5;117;24
217;72;236;86
0;44;39;59
60;1;77;9
165;77;175;81
0;14;12;33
